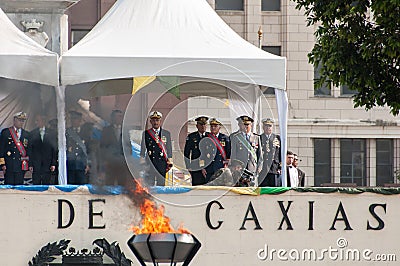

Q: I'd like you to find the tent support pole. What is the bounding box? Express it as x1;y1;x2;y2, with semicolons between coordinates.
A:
55;85;68;185
275;88;288;187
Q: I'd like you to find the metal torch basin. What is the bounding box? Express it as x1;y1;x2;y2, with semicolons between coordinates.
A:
128;233;200;264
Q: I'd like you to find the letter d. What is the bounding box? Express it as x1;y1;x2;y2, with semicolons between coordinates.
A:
257;244;268;260
58;199;75;229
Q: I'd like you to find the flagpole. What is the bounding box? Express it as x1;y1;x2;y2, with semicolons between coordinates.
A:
257;26;263;134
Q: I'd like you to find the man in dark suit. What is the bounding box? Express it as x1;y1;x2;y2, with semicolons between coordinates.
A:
0;112;31;185
100;109;130;185
66;111;89;185
184;116;209;186
29;114;57;185
286;150;299;187
140;111;173;186
201;118;231;182
293;153;305;187
230;115;263;186
259;118;281;187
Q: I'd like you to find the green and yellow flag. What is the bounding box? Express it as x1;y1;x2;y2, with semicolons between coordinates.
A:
132;76;156;94
158;76;181;100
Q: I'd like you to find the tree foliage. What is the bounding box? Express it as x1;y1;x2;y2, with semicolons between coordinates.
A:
292;0;400;114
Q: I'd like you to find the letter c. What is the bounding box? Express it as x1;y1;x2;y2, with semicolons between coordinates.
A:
205;200;224;230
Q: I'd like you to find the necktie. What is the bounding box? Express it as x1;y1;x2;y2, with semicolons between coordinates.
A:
40;128;45;141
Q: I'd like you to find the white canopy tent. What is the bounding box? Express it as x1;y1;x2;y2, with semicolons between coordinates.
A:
0;0;288;186
0;8;65;184
60;0;285;89
0;8;58;86
59;0;289;186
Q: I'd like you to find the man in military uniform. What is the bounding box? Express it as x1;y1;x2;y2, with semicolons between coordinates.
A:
140;111;173;186
206;159;244;186
30;114;57;185
0;112;31;185
229;115;263;186
259;118;281;187
200;118;230;181
66;111;89;185
184;116;209;186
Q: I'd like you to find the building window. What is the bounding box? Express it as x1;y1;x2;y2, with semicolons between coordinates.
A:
71;30;90;46
341;84;358;96
262;46;281;56
376;139;393;186
215;0;244;10
262;0;281;11
314;64;331;96
340;139;366;186
314;139;331;186
261;46;281;95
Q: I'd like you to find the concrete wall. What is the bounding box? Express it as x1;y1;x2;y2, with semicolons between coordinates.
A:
0;188;398;265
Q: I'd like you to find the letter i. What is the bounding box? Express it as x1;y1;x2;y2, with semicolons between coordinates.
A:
308;201;314;230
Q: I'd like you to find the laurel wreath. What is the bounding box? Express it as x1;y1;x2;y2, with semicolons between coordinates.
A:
29;239;71;266
29;238;132;266
93;238;132;266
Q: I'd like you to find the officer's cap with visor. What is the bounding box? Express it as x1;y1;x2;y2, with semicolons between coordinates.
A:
236;115;254;125
262;118;274;126
195;116;209;125
14;112;27;120
209;118;221;126
149;111;162;119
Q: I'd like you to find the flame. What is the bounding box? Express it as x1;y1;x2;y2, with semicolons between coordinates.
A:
130;179;190;234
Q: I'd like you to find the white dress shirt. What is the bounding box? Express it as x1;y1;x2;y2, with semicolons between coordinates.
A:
288;165;299;187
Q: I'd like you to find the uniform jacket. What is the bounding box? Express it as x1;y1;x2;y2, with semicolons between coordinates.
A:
184;131;208;171
0;127;31;173
140;128;172;174
30;127;57;174
230;131;263;179
260;133;281;176
66;127;88;171
100;125;123;157
201;132;231;177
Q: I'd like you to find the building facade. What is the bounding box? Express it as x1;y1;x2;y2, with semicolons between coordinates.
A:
68;0;400;187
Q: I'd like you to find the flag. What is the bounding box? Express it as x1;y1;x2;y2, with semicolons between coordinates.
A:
224;99;230;107
157;76;181;99
132;76;156;94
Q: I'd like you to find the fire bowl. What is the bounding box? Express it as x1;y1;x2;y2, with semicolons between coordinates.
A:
127;233;201;266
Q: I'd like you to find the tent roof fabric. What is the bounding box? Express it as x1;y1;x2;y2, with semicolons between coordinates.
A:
0;8;59;86
60;0;286;89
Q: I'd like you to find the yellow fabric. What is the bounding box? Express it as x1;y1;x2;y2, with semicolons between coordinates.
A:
224;99;230;107
132;76;156;94
190;186;260;195
165;166;191;186
0;158;4;165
